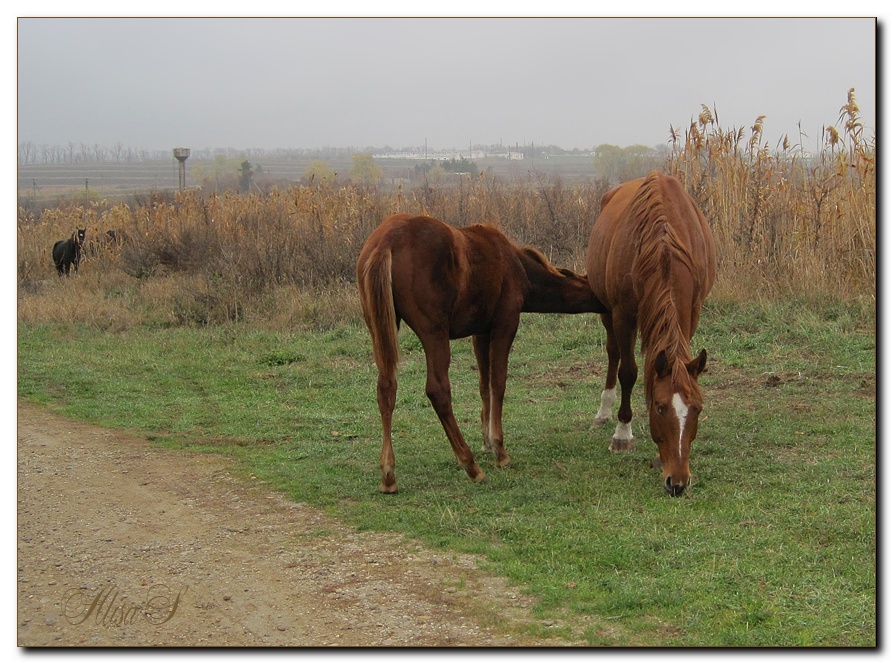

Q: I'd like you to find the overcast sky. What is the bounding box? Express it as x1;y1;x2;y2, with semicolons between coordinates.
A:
17;15;877;153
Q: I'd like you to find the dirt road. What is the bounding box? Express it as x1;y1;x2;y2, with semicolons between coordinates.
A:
17;401;579;647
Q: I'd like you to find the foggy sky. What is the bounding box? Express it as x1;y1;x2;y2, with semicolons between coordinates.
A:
17;16;877;153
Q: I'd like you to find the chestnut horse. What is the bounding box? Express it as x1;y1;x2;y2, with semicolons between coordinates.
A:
586;172;716;496
358;214;605;493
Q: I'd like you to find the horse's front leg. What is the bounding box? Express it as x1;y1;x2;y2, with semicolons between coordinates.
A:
610;317;637;452
594;312;619;426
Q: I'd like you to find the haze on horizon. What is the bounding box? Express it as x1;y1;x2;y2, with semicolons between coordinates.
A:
17;17;876;154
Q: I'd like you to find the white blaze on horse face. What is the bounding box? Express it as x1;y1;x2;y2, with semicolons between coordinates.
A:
672;393;688;458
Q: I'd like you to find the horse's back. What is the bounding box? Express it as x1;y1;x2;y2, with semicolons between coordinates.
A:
644;173;716;298
361;215;523;338
360;215;461;331
51;239;68;265
586;177;646;307
586;172;715;307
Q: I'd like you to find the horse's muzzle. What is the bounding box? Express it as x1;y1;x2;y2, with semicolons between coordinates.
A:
665;476;689;497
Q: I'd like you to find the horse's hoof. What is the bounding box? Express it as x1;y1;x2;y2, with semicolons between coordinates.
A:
379;482;398;494
594;416;611;427
469;468;488;483
650;455;663;470
495;455;511;468
609;438;635;452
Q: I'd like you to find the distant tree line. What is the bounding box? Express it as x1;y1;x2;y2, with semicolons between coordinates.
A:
18;141;618;167
413;157;479;179
16;142;397;166
593;144;668;183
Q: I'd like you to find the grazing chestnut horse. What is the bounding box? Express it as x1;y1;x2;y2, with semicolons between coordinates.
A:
358;214;605;493
586;172;716;496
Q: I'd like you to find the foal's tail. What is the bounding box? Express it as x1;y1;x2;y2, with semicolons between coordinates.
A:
357;246;400;376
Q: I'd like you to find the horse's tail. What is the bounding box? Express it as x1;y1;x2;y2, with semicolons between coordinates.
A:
357;245;400;377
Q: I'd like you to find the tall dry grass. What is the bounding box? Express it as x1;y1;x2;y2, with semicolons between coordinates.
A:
18;93;875;329
666;90;875;302
17;175;611;330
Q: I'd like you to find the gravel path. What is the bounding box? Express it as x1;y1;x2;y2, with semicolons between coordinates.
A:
16;400;580;647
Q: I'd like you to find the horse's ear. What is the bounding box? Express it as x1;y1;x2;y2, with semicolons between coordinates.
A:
687;349;708;377
655;350;671;378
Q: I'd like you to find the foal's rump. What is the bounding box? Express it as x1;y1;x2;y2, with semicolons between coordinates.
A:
364;215;521;341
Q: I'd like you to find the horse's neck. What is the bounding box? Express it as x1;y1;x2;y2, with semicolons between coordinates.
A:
522;268;594;313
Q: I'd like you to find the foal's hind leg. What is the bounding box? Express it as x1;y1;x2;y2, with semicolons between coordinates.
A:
421;333;486;483
480;325;516;468
473;333;510;466
473;334;493;454
376;368;398;493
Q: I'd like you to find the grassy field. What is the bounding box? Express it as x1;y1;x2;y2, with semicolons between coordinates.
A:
17;295;876;646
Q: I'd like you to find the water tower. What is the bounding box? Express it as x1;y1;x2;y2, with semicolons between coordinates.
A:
173;148;190;191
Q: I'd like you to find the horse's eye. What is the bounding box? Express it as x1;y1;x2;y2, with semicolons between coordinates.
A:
656;405;666;415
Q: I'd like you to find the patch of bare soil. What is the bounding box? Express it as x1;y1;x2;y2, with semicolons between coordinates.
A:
17;401;582;647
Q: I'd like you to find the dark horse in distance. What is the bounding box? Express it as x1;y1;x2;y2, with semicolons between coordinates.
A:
52;228;86;276
586;172;716;496
357;214;606;493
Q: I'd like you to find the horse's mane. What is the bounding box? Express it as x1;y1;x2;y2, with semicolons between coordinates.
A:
631;172;697;385
518;245;564;277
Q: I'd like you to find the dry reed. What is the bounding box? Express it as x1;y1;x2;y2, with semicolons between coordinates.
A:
666;91;875;302
18;93;875;329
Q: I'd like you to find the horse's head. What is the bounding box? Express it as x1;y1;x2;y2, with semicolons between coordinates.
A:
518;248;606;314
648;348;707;496
74;228;86;246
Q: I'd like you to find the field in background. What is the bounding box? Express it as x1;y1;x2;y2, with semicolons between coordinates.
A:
17;152;599;208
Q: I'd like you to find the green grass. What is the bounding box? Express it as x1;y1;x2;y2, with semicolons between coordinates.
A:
17;298;876;646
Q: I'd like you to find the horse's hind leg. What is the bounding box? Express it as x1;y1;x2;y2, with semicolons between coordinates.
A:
422;333;486;483
474;322;517;467
377;367;398;493
594;312;620;426
473;335;494;455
